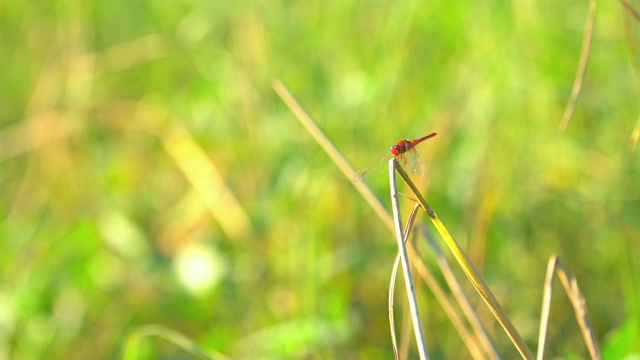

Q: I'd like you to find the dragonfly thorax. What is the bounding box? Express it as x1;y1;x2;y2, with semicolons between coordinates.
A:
390;140;414;156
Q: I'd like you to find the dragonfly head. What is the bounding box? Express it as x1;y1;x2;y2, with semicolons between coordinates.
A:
390;145;401;156
390;140;411;157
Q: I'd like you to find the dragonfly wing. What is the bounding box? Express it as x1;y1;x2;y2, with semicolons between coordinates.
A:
405;147;426;176
353;151;394;182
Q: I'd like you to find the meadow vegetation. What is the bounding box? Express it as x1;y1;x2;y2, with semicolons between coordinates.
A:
1;0;639;358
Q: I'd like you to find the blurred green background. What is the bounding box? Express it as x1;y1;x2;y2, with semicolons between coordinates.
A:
1;0;639;359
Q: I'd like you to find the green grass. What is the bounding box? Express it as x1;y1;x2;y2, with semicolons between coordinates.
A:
1;0;640;358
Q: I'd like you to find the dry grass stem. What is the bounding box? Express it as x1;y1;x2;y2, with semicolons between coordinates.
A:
621;0;640;150
536;254;557;360
389;159;429;360
272;80;394;230
389;204;422;360
537;255;602;360
621;0;640;21
559;0;596;131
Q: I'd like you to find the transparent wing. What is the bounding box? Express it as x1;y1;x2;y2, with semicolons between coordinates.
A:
353;151;394;182
404;147;426;177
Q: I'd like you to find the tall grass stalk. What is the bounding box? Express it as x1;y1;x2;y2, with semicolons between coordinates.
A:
274;80;602;360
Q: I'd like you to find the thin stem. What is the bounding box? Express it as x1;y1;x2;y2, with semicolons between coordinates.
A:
554;259;602;360
272;80;393;230
558;0;596;131
389;158;429;360
388;204;422;360
536;255;557;360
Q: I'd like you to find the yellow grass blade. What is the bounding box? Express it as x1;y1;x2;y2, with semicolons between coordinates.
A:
394;161;535;360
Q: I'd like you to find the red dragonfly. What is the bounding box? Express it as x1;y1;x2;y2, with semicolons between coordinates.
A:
353;132;437;182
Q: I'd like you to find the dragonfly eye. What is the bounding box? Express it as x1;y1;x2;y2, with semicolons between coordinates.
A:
390;144;401;156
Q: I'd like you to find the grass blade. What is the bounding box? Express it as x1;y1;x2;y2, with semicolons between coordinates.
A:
558;0;596;131
538;256;603;360
388;204;422;360
389;158;430;360
394;161;534;360
272;80;394;231
122;324;229;360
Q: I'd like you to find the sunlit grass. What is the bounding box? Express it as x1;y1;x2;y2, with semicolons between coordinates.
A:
1;0;640;358
276;81;602;359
